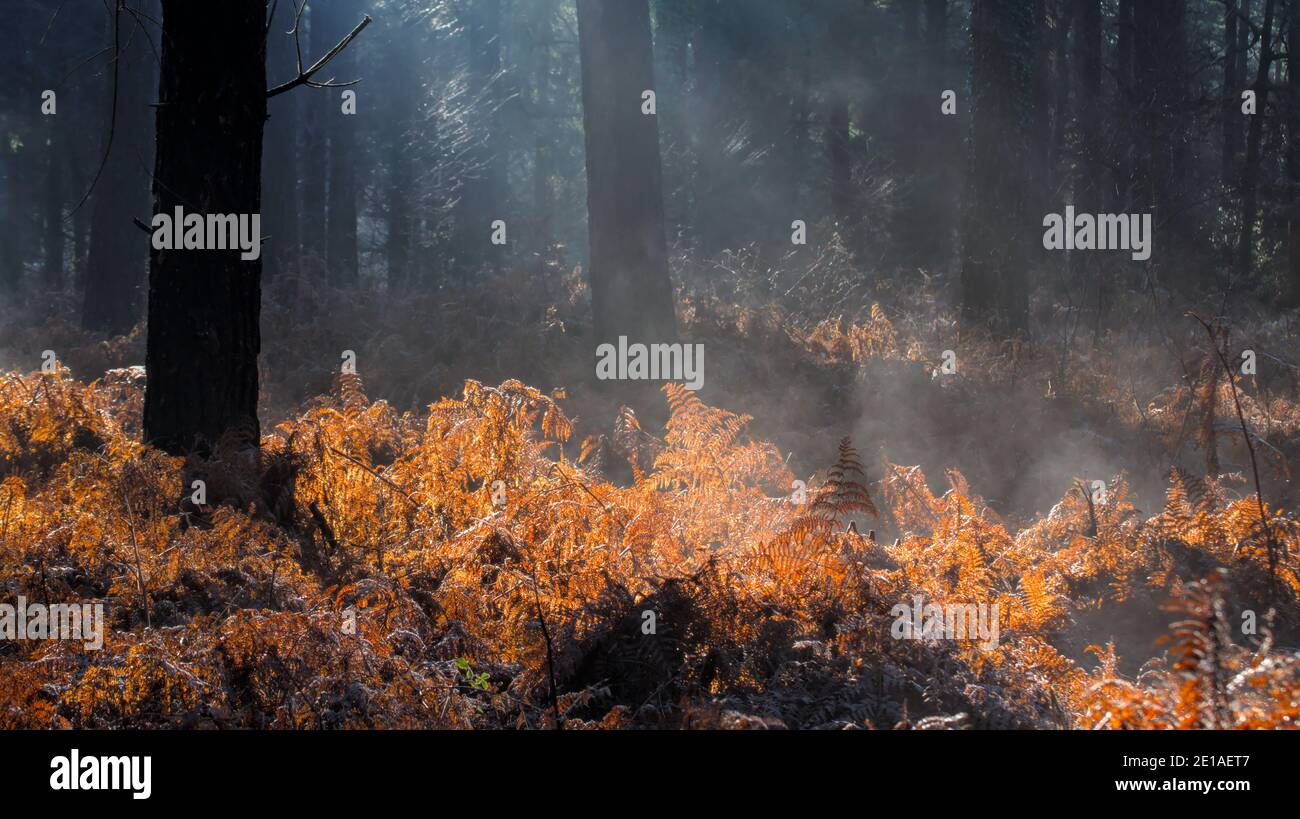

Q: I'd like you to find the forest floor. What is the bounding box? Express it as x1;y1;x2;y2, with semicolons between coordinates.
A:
1;260;1299;728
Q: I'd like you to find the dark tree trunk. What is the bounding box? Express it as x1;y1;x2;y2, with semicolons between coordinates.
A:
143;0;267;455
1224;1;1242;185
925;0;948;87
1238;0;1278;279
961;0;1036;332
922;0;955;267
299;8;328;280
653;0;691;249
1050;2;1074;181
576;0;677;349
83;0;157;334
72;169;90;289
1074;0;1101;211
385;21;415;293
891;0;927;265
826;97;852;238
1231;1;1254;187
1075;0;1104;332
42;119;64;291
452;0;505;278
1133;0;1195;281
0;141;17;294
0;21;16;296
1029;0;1052;190
691;0;738;257
325;0;359;285
1286;0;1300;304
262;4;300;282
1113;0;1134;211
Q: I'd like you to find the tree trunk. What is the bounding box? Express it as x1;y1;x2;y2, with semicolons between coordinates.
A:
143;0;267;455
83;0;157;334
0;140;16;294
325;0;359;285
1029;0;1052;192
1285;0;1300;303
452;0;505;278
299;8;328;280
1134;0;1194;280
1113;0;1134;211
1238;0;1278;280
1232;1;1254;186
826;96;852;239
1075;0;1104;333
653;0;692;253
1074;0;1101;211
43;119;64;291
385;27;415;293
1224;1;1241;185
1050;2;1074;181
923;0;955;267
576;0;677;349
890;0;926;265
961;0;1036;332
691;0;737;257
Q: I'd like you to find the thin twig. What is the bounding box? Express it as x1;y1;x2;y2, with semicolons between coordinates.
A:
119;465;152;628
531;581;563;730
1190;312;1280;603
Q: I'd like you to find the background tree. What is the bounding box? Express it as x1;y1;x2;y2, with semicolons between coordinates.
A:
1238;0;1279;279
961;0;1037;332
576;0;676;350
325;0;361;284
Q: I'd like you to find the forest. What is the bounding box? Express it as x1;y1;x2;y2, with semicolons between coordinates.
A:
0;0;1298;731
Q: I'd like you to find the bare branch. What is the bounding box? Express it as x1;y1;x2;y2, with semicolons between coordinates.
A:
267;13;372;98
66;0;125;220
1189;312;1281;604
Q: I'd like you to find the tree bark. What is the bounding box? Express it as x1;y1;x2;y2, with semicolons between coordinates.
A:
1238;0;1278;280
961;0;1036;332
1224;1;1241;185
1075;0;1104;333
1074;0;1101;211
299;7;328;280
385;25;415;293
451;0;506;278
0;131;16;294
1113;0;1134;211
42;119;64;291
923;0;955;267
576;0;677;349
324;0;359;285
143;0;267;455
1285;0;1300;303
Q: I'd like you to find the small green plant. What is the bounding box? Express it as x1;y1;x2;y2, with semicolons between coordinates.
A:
454;658;491;692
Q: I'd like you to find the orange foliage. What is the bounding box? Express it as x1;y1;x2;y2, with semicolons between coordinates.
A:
1;356;1298;729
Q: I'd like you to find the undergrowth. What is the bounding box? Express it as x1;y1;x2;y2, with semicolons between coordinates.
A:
1;354;1297;728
